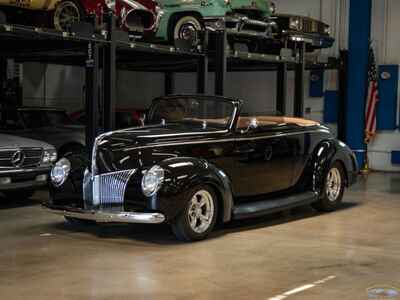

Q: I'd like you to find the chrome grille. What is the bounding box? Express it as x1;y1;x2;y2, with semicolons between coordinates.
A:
92;169;136;209
0;148;43;168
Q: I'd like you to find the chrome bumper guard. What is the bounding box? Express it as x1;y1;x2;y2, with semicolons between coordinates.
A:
43;204;166;224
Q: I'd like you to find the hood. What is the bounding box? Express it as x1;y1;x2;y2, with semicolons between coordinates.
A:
0;133;55;149
230;0;272;16
94;123;226;174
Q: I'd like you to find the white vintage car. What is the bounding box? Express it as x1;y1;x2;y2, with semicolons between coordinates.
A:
0;133;57;199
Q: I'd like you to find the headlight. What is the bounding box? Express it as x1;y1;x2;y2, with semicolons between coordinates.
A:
43;149;57;164
324;26;331;35
270;2;276;14
141;165;164;197
224;0;230;4
289;17;302;30
51;158;71;187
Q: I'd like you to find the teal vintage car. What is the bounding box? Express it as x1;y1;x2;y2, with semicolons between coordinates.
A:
153;0;276;49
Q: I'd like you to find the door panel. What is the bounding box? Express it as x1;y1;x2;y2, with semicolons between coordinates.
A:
231;130;294;197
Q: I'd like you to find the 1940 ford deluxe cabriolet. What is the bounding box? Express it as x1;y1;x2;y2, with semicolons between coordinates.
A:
44;95;358;241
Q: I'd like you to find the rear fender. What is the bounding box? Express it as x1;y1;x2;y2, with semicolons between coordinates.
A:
154;157;234;222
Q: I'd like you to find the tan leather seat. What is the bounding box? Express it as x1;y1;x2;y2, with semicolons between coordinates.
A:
236;116;319;130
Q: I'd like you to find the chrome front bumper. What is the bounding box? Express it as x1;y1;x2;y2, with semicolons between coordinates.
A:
43;204;166;224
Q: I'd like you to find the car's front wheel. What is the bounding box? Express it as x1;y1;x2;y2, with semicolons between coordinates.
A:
171;185;218;242
53;0;85;31
312;161;345;212
172;15;203;48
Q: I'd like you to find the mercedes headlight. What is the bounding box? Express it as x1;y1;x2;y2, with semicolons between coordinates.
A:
51;158;71;187
289;17;302;30
141;165;164;197
43;149;58;164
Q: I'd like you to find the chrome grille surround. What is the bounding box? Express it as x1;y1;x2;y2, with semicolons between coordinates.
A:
83;169;136;210
0;148;43;168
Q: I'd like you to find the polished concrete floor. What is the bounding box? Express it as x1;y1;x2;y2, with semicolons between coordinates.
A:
1;172;400;300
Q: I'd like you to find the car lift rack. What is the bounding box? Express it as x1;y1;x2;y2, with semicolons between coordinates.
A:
0;13;338;152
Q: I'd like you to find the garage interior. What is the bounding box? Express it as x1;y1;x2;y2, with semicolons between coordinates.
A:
1;0;400;299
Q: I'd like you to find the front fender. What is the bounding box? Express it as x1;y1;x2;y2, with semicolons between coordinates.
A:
153;157;234;222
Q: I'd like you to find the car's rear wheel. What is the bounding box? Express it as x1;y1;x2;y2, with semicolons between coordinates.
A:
172;15;203;48
171;185;218;242
3;189;35;200
312;161;345;212
53;0;85;31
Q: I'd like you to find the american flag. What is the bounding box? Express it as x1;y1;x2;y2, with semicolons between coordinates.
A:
364;46;379;143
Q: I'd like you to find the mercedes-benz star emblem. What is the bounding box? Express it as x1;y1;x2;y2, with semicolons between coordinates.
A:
11;150;25;167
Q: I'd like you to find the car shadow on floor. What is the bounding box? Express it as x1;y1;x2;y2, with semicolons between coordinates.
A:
50;201;360;245
0;196;41;210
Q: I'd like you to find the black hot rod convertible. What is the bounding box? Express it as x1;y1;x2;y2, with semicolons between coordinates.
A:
45;95;358;241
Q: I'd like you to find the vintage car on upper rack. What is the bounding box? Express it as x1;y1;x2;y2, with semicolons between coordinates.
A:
0;107;85;157
44;95;358;242
151;0;276;51
270;14;334;52
0;0;157;35
0;133;57;199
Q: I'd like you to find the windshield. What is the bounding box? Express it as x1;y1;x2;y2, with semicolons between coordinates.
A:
20;110;75;128
147;97;236;130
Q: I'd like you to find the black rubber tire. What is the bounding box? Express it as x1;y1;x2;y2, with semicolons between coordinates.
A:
171;185;218;242
170;15;203;48
53;0;85;31
3;189;35;200
312;161;345;212
64;216;95;226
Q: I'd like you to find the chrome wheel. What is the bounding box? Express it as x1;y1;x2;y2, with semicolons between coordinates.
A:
187;190;214;234
173;16;202;45
54;1;81;31
326;167;342;202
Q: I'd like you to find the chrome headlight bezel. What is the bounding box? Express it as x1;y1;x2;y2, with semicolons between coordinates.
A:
141;165;164;197
51;158;71;187
42;149;57;164
269;1;276;14
324;25;331;35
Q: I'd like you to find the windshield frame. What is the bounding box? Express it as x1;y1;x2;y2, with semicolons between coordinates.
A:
147;95;240;131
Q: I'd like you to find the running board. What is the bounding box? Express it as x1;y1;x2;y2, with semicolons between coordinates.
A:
233;191;318;220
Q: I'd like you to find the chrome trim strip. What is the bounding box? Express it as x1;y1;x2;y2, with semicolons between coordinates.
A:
43;205;166;224
123;129;331;151
136;130;228;139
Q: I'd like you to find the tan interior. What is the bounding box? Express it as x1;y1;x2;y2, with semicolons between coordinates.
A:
236;116;319;130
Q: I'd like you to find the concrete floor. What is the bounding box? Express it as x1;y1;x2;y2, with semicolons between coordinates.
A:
1;172;400;300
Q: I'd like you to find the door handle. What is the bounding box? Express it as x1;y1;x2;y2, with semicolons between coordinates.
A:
233;148;255;154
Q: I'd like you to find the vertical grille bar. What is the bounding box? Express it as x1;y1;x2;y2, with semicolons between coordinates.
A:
91;169;136;210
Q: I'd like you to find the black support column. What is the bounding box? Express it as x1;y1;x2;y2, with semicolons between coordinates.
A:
85;41;100;156
197;55;208;94
294;42;305;117
164;72;174;95
103;12;116;132
276;63;287;115
214;30;227;96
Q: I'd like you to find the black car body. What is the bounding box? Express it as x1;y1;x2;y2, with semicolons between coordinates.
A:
45;95;358;241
